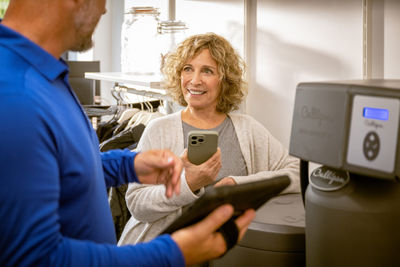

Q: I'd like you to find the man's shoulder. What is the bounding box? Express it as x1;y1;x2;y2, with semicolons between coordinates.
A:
0;42;29;68
0;44;31;90
0;46;50;118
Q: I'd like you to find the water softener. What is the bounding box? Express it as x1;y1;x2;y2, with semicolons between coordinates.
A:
289;79;400;267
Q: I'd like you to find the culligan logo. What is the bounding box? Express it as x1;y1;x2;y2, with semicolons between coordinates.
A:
309;166;350;191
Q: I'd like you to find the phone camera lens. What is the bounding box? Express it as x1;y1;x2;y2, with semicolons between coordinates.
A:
191;141;197;145
198;138;204;142
191;136;197;140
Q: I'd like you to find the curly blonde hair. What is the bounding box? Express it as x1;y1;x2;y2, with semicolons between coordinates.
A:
161;32;247;113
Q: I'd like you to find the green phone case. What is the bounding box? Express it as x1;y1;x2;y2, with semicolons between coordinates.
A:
187;130;218;165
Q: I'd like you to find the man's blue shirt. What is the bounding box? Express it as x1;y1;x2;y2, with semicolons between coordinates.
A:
0;22;184;267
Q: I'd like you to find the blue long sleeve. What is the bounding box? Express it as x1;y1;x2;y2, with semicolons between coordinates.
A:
101;149;139;188
0;22;185;267
40;235;184;266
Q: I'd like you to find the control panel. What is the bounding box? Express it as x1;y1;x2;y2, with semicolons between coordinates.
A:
346;95;400;173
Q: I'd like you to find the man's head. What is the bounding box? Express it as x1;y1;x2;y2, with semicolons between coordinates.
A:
2;0;106;57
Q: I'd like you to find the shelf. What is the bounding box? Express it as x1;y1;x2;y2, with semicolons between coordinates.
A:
85;72;171;102
84;72;163;89
116;85;170;102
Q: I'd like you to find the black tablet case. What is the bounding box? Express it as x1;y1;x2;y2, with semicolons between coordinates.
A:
161;175;290;234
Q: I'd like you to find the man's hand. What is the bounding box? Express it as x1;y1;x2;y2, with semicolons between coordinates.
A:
181;148;222;192
134;150;182;198
171;204;255;265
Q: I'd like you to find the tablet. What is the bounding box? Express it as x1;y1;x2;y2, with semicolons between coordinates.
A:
160;175;290;234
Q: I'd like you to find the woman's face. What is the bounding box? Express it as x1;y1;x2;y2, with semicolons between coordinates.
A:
180;49;221;112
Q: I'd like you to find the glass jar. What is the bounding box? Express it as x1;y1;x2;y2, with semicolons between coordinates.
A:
157;20;187;72
121;7;160;75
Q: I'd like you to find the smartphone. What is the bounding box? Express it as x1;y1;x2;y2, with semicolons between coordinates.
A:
160;175;291;234
187;130;218;165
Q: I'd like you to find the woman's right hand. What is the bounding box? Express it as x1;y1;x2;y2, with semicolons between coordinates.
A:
181;148;221;192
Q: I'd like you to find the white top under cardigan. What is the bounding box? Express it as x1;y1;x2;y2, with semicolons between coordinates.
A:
118;111;300;245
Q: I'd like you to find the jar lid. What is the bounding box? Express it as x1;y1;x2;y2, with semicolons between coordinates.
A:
126;6;160;16
158;20;187;34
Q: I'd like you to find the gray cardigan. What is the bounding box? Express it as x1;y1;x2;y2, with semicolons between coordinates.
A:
118;111;300;245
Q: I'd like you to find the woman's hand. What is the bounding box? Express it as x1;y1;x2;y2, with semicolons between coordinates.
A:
181;148;222;192
214;177;236;187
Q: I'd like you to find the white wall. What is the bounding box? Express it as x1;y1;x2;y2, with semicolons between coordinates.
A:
176;0;245;56
248;0;400;147
384;0;400;78
250;0;364;147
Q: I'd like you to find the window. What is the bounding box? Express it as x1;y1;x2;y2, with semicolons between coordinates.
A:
0;0;9;19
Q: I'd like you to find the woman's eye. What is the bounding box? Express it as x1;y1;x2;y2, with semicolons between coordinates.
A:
203;68;213;74
183;66;192;72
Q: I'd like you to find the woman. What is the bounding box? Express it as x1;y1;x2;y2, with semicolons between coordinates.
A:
118;33;299;245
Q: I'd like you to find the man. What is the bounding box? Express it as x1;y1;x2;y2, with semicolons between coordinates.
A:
0;0;255;266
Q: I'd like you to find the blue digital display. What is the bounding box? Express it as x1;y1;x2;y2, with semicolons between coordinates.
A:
363;107;389;121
